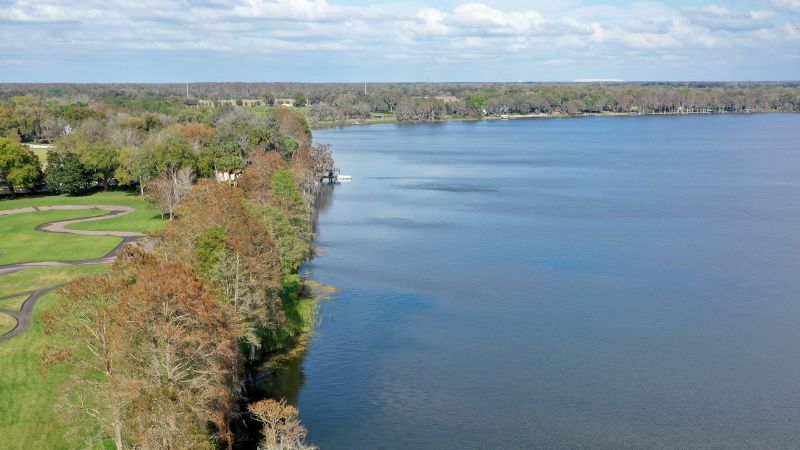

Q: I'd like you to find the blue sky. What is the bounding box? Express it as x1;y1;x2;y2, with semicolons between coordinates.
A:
0;0;798;82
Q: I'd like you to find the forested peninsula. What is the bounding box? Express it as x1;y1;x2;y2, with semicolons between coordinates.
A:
1;95;334;448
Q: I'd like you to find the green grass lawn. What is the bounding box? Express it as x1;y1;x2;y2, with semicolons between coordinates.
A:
0;192;164;448
0;191;166;265
0;295;29;311
0;292;86;450
1;268;110;448
0;190;166;233
0;266;109;298
0;313;15;335
0;209;121;265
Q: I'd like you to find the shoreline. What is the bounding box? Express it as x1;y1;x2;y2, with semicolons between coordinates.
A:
311;110;788;130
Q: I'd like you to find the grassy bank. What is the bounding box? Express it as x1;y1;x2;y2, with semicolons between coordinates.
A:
0;267;109;450
0;292;92;450
0;265;111;296
0;191;165;449
0;313;15;335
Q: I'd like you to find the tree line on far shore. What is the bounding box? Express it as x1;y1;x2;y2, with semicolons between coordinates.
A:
2;80;798;196
2;82;799;127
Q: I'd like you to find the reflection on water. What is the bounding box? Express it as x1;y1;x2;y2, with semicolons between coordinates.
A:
252;182;338;405
255;347;308;406
311;182;336;235
287;115;800;449
235;182;337;449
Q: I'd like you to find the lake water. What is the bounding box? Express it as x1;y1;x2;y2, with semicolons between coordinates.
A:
269;114;800;448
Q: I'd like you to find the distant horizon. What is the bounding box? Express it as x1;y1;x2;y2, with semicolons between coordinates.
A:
1;1;799;83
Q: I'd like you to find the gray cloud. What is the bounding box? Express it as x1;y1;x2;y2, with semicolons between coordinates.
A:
769;0;800;14
684;4;774;31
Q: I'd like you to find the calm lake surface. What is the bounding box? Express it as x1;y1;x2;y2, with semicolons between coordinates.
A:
271;114;800;448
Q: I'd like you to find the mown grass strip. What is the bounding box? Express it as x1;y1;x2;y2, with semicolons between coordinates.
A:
0;295;29;312
0;209;120;266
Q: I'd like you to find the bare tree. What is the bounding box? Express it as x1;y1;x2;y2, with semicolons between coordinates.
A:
145;166;195;219
248;399;315;450
107;122;142;147
40;115;67;142
43;272;133;449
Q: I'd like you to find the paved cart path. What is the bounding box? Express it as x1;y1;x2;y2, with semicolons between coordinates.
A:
0;205;144;342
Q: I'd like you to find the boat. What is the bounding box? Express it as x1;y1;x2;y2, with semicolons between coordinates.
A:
337;175;352;182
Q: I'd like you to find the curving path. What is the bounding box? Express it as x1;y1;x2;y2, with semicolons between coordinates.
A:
0;205;145;343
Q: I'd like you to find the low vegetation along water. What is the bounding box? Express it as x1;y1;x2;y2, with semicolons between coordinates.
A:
264;114;800;448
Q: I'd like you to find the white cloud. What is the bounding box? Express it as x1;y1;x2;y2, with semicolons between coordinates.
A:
414;7;449;35
225;0;382;22
684;4;774;31
450;3;545;30
0;0;797;71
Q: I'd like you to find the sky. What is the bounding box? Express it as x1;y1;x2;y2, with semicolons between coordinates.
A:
0;0;799;82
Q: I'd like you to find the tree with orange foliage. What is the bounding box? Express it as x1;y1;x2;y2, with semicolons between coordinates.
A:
239;152;313;273
43;263;132;449
180;123;217;153
274;108;311;148
156;180;283;359
44;246;241;449
239;151;287;204
116;248;241;449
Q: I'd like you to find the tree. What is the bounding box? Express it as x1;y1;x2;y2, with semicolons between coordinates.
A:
180;123;217;153
239;151;287;204
291;92;307;107
274;108;311;149
141;113;162;132
79;143;119;190
0;138;41;197
11;96;45;141
0;106;20;138
115;145;156;195
467;94;487;117
395;97;417;121
40;115;67;142
44;247;242;449
45;150;90;195
200;141;245;179
239;152;313;273
44;150;91;195
145;166;195;220
62;103;105;123
151;134;197;182
308;103;336;123
156;180;283;359
117;252;240;449
107;121;143;148
215;108;263;160
43;270;132;450
248;399;315;450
